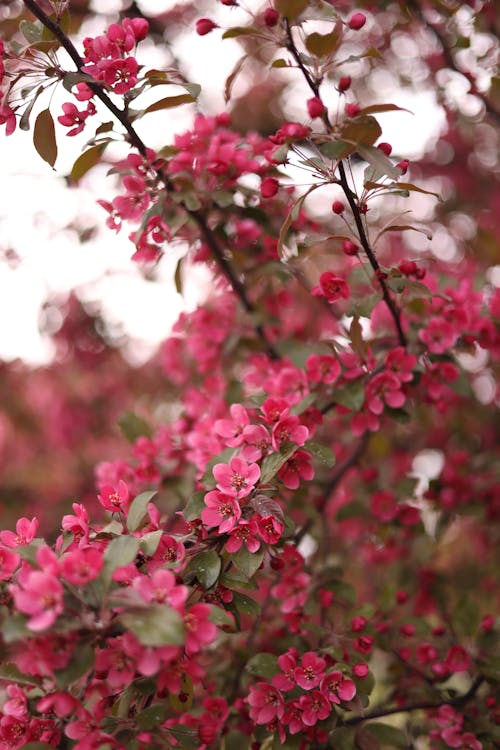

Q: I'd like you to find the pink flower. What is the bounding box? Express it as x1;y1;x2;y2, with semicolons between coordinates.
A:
213;457;260;499
241;424;271;462
257;516;284;545
0;546;20;580
366;371;406;415
60;546;103;585
311;272;350;303
370;491;398;522
132;569;188;609
202;490;242;533
278;449;314;490
10;570;63;631
225;519;260;553
294;652;326;690
0;517;39;547
184;603;217;654
299;690;331;725
272;650;298;691
0;104;16;136
306;354;341;384
247;683;285;724
271;415;308;451
98;479;130;513
214;404;250;447
320;671;356;704
419;317;459;353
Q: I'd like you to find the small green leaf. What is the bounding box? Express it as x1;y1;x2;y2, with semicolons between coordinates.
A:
362;723;407;748
357;144;400;179
318;140;353;159
102;536;140;585
144;94;196;115
20;20;43;44
208;605;236;629
260;443;298;484
181;83;201;99
168;725;199;749
138;529;163;557
118;412;153;443
185;550;221;589
174;256;183;296
121;605;185;647
127;491;157;533
33;109;57;167
275;0;309;19
19;86;44;131
222;26;257;39
395;181;441;199
305;31;340;57
246;653;280;678
305;441;336;467
21;744;55;750
333;380;365;411
136;703;169;730
0;663;42;686
231;591;261;617
232;546;265;578
183;491;205;522
271;59;288;68
70;144;106;183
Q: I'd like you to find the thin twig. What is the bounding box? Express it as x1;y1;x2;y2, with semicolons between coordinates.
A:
284;19;407;347
22;0;279;360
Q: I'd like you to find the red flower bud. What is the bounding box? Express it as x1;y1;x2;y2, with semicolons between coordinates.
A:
338;76;352;93
263;8;280;26
342;240;358;256
377;142;392;155
196;18;217;36
261;177;279;198
307;96;325;119
397;159;409;174
345;103;360;118
332;200;345;214
348;12;366;30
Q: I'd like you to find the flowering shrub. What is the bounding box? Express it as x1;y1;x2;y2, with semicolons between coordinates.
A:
0;1;498;749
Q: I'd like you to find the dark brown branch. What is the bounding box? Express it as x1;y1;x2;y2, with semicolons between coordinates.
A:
22;0;279;360
343;674;484;727
284;19;407;348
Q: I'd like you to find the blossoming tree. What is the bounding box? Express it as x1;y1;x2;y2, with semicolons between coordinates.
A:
0;1;498;749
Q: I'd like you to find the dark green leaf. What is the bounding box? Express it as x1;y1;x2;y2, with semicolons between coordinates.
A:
275;0;309;19
168;725;199;748
127;491;157;533
246;653;280;678
33;109;57;167
185;549;221;589
305;441;336;467
118;412;153;443
305;31;340;57
260;443;297;484
361;723;407;748
120;604;185;646
70;144;106;183
138;529;163;557
318;140;353;159
102;536;140;584
232;546;265;578
19;86;44;131
183;492;205;522
357;144;400;179
55;643;94;689
231;592;261;617
0;663;42;686
136;703;169;730
207;605;236;630
20;20;43;44
333;381;365;411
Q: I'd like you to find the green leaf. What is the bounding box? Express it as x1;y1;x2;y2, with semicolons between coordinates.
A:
185;549;221;589
246;653;280;678
362;723;407;748
305;441;336;467
207;605;236;630
127;491;157;533
222;26;257;39
70;144;106;183
231;591;261;617
102;536;140;585
333;380;365;411
271;59;288;68
168;725;199;748
0;663;42;686
181;83;201;99
143;94;196;115
337;501;365;521
350;314;365;359
275;0;309;19
318;140;353;159
357;144;400;179
232;546;265;578
138;529;163;557
22;745;55;750
305;31;340;57
1;613;31;643
183;491;205;522
20;20;43;44
118;412;153;443
454;596;480;637
120;604;185;647
55;643;94;689
19;86;44;131
375;224;432;243
33;109;57;168
260;443;298;484
62;71;94;93
136;703;169;730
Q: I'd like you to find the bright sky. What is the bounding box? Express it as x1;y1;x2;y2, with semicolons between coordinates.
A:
0;0;447;364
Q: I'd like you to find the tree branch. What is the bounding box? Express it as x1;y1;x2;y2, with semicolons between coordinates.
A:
343;674;484;727
22;0;280;360
284;19;407;348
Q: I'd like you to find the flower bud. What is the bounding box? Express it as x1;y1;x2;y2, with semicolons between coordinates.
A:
196;18;217;36
345;103;360;117
261;177;279;198
338;76;352;93
377;142;392;156
307;96;325;119
348;12;366;30
332;201;345;214
264;8;280;26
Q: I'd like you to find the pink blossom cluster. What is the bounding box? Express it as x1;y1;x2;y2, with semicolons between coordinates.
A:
247;649;357;742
